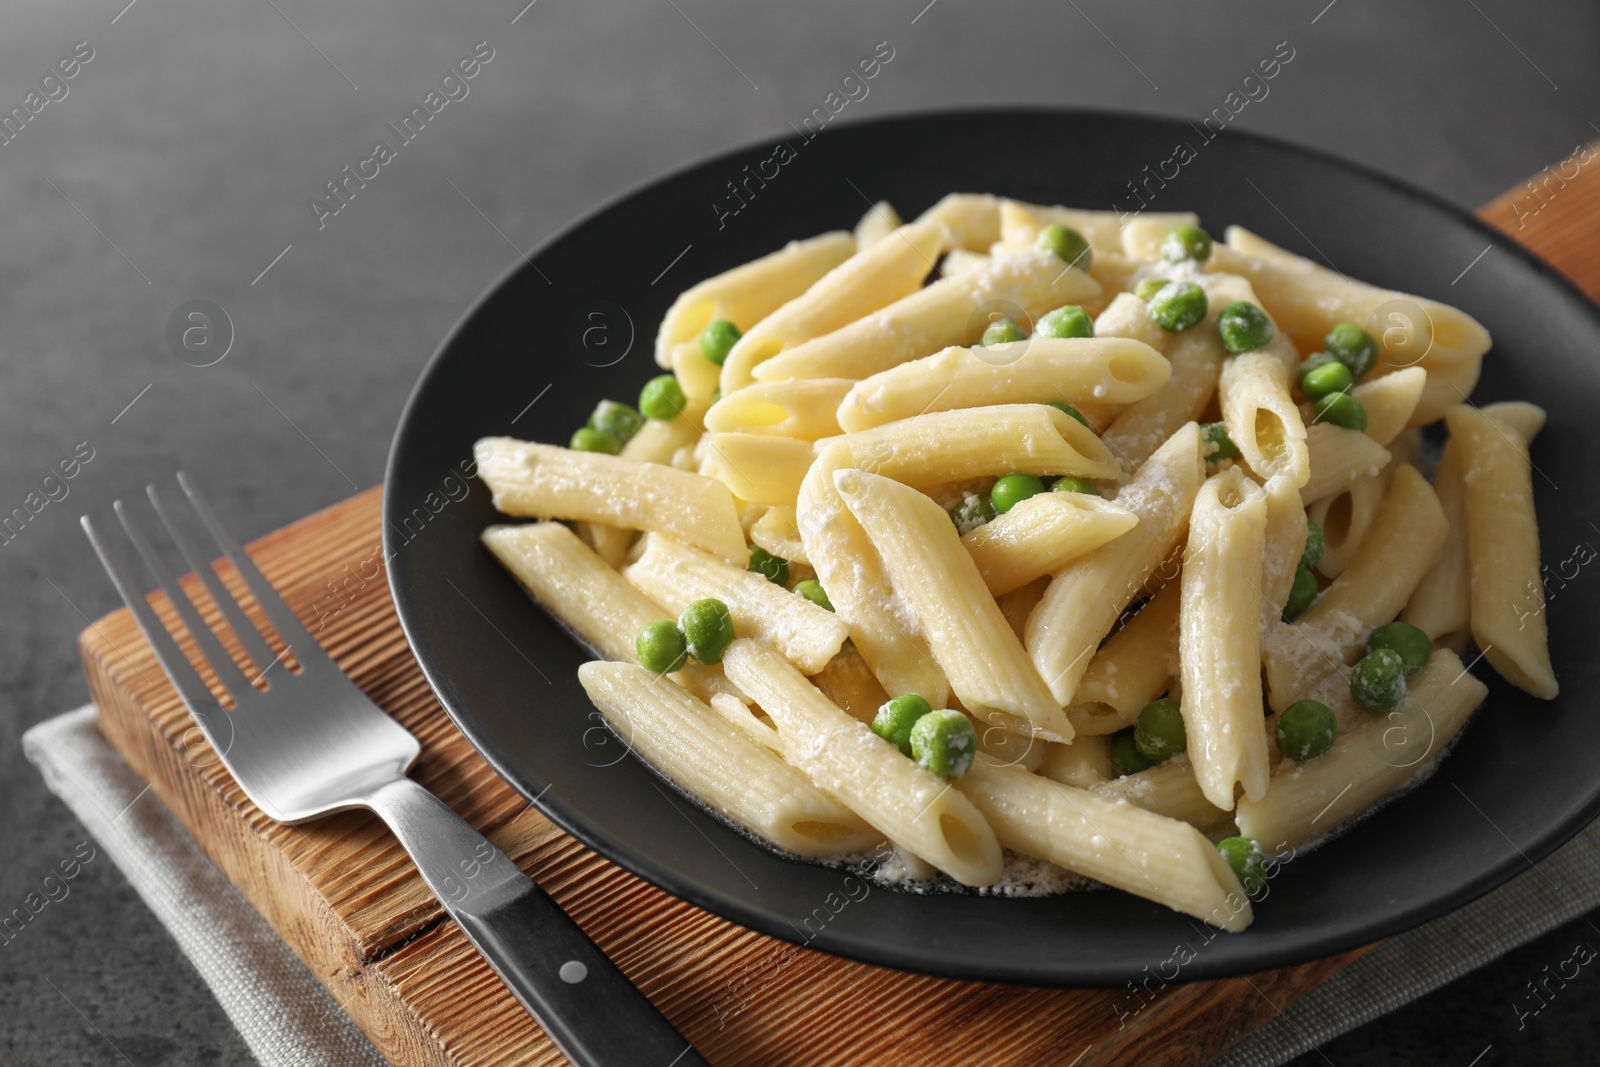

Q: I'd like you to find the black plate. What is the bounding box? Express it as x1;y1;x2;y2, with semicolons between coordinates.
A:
385;108;1600;986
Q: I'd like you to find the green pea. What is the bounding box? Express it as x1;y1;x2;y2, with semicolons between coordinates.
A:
569;426;621;454
1275;699;1337;761
1148;281;1208;332
1036;305;1094;339
1299;359;1353;401
909;708;978;778
1134;278;1169;302
1218;301;1274;354
699;319;742;366
679;598;735;665
1050;475;1100;496
794;579;833;612
1160;224;1213;264
872;694;932;757
1112;731;1154;776
1134;697;1186;763
981;317;1027;346
1201;422;1239;464
950;493;997;534
990;472;1046;515
1036;223;1093;271
1314;390;1368;431
636;619;688;674
748;545;789;586
1282;566;1320;622
1326;322;1379;380
639;374;687;421
589;400;643;445
1216;836;1268;896
1301;518;1325;570
1367;621;1430;675
1350;648;1407;712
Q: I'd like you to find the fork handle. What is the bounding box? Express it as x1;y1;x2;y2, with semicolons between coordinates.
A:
365;778;707;1067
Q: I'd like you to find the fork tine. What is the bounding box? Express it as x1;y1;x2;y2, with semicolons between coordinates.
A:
81;513;232;722
176;471;325;665
114;497;248;701
147;483;277;675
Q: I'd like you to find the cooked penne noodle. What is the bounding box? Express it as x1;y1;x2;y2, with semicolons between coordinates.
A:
1071;578;1181;735
1091;291;1171;354
1481;400;1547;443
751;250;1101;383
1258;473;1310;631
1237;650;1488;851
722;639;1003;885
701;432;815;507
1039;736;1112;788
837;468;1071;740
914;192;1001;251
961;491;1139;597
475;437;747;564
1179;468;1271;808
579;662;881;857
1300;424;1393;505
623;534;848;675
854;201;901;248
1401;437;1467;642
574;415;704;565
1353;366;1427;445
703;378;853;439
835;338;1169;432
997;576;1048;642
748;504;807;565
832;404;1120;487
1217;226;1492;373
1222;347;1309;488
940;248;990;277
720;219;946;390
1027;422;1206;705
1447;404;1558;699
809;642;890;725
798;440;951;706
656;231;855;368
959;757;1251;930
1307;471;1388;580
1089;757;1236;838
1264;465;1447;709
482;523;735;701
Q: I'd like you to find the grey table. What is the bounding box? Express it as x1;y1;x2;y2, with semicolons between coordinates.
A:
3;1;1597;1063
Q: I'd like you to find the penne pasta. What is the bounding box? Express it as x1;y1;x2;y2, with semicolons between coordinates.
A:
752;250;1102;383
1300;424;1392;505
1307;470;1389;580
914;192;1001;251
748;504;807;565
475;437;747;564
959;756;1251;930
1353;366;1427;446
1447;404;1558;699
960;491;1139;597
837;468;1072;740
1089;757;1236;838
1401;437;1467;641
1179;468;1271;808
623;534;849;675
1263;465;1447;709
720;218;946;390
1070;577;1182;736
703;378;853;439
700;432;816;507
1027;422;1206;705
656;231;855;368
1258;473;1310;631
722;639;1003;885
835;338;1170;432
1040;736;1113;788
1237;650;1488;851
578;661;882;857
1092;291;1171;354
854;200;901;248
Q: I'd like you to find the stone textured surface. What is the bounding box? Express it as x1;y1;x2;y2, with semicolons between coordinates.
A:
2;0;1597;1063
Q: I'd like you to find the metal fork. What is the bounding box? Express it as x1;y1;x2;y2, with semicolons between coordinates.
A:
83;474;707;1067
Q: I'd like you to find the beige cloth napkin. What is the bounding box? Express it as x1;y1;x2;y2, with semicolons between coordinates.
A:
25;704;1600;1067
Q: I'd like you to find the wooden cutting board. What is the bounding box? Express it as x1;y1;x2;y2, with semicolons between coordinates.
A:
81;154;1600;1067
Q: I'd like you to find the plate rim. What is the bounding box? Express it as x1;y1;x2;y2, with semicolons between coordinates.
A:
384;105;1600;986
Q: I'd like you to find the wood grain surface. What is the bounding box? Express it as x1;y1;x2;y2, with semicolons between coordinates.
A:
82;152;1600;1067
